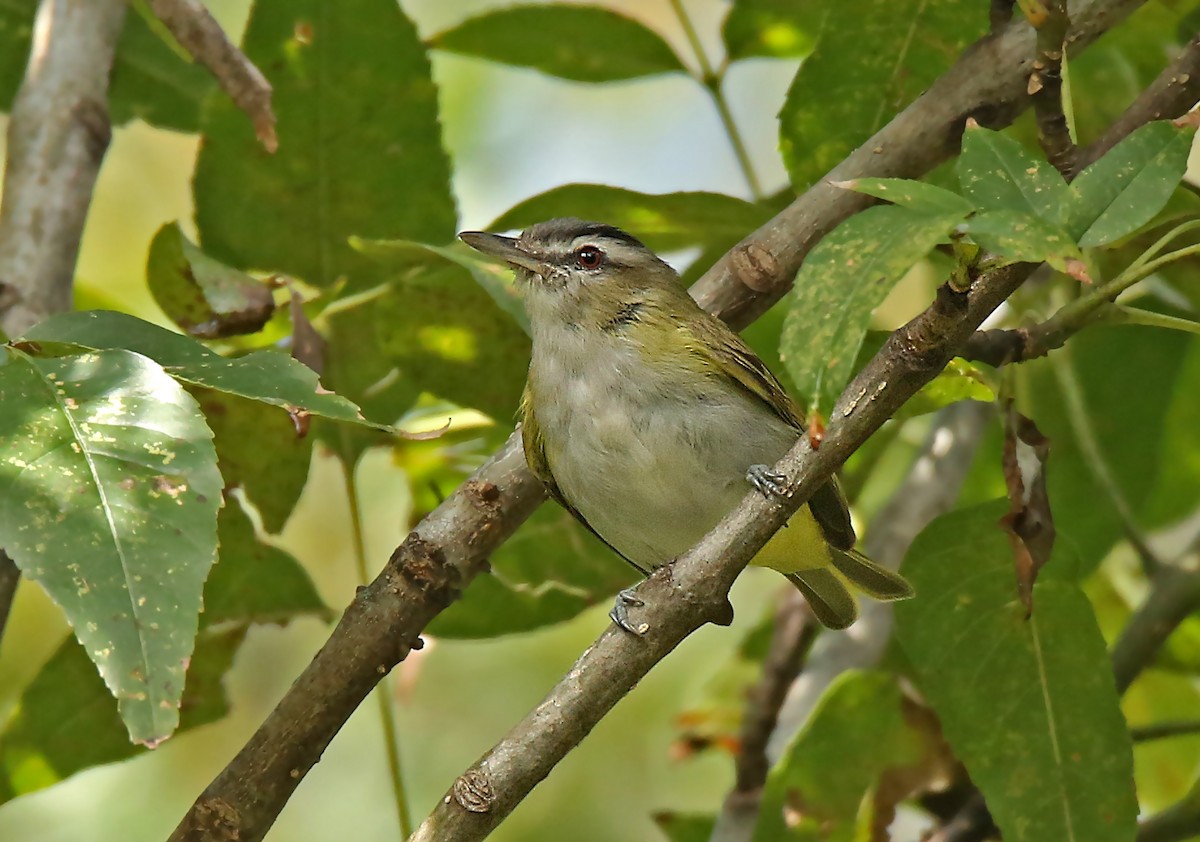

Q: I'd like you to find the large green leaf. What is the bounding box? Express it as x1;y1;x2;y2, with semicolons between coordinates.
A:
961;210;1083;270
895;503;1137;842
193;0;456;289
430;504;636;638
839;177;974;215
723;0;816;59
0;1;213;131
754;671;925;842
431;6;685;82
781;206;965;414
957;123;1072;226
779;0;985;191
1067;121;1194;247
0;348;222;745
0;503;324;802
489;185;774;256
24;310;390;431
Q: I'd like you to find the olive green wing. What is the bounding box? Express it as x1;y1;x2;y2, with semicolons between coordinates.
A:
520;387;651;576
684;313;857;550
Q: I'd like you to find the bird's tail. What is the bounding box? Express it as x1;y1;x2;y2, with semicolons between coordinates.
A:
785;549;914;630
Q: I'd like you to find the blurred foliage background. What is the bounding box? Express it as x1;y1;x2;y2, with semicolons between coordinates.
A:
1;0;1200;840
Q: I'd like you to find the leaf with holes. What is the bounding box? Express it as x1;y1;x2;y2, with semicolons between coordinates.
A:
431;6;685;82
0;347;222;746
895;502;1137;842
781;205;965;414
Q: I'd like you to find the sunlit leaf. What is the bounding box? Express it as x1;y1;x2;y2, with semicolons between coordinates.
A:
957;123;1071;226
896;503;1137;842
431;6;685;82
780;0;985;191
781;206;964;414
894;358;995;421
836;177;974;215
723;0;815;59
0;347;222;745
147;223;275;339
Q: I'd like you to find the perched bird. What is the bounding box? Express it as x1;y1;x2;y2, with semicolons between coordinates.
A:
460;218;913;630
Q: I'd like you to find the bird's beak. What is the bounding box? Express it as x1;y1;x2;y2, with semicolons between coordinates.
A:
459;231;553;275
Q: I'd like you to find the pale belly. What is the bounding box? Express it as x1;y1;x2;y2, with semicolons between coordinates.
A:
530;340;798;569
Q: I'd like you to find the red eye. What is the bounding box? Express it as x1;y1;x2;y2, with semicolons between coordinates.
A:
575;245;604;269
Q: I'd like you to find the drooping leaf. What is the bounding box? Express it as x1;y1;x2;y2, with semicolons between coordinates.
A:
836;177;975;215
1000;404;1054;616
489;185;774;255
895;502;1137;842
193;0;456;289
957;123;1072;226
781;206;965;414
431;6;686;82
0;627;242;804
195;389;313;534
961;209;1083;271
753;671;927;842
779;0;985;191
0;0;213;131
1067;120;1194;247
0;348;222;746
23;310;391;431
429;504;636;638
147;223;276;339
722;0;816;59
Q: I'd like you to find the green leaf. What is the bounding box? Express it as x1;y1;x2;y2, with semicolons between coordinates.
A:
1067;121;1194;247
1025;326;1190;573
431;6;685;82
0;503;324;803
957;123;1072;226
722;0;815;59
489;185;774;254
193;0;456;289
753;671;925;842
894;358;995;421
962;210;1083;270
0;1;213;131
895;502;1137;842
201;502;328;626
147;223;275;339
352;238;530;336
781;206;964;414
369;264;531;422
0;627;242;804
779;0;985;191
0;348;222;746
429;504;636;638
1142;340;1200;527
837;177;975;215
23;310;390;431
195;390;313;534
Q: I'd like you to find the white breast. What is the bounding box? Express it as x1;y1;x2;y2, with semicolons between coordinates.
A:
528;323;797;568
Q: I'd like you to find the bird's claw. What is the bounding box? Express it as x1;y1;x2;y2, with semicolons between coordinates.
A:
610;586;648;635
747;464;789;498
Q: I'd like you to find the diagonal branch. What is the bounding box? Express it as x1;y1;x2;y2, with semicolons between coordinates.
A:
169;0;1156;838
1029;0;1078;176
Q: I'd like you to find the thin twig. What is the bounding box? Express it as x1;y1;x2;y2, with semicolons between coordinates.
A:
1112;562;1200;694
1131;720;1200;743
1029;0;1078;175
171;2;1157;838
1139;778;1200;842
145;0;278;152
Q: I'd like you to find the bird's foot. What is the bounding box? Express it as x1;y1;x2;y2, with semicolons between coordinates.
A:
747;464;789;498
609;586;648;635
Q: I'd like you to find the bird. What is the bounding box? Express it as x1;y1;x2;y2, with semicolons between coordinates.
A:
460;218;913;631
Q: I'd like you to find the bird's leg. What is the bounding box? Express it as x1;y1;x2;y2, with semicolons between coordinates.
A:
610;586;648;635
747;463;789;498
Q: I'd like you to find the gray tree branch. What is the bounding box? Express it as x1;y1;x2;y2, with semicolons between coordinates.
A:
170;0;1159;838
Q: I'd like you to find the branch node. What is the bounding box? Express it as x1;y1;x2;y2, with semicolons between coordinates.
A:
729;242;781;294
453;769;497;813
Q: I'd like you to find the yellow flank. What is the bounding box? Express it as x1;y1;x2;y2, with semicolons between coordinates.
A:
751;504;834;575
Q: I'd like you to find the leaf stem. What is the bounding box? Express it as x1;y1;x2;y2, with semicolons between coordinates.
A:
667;0;763;199
339;451;413;838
